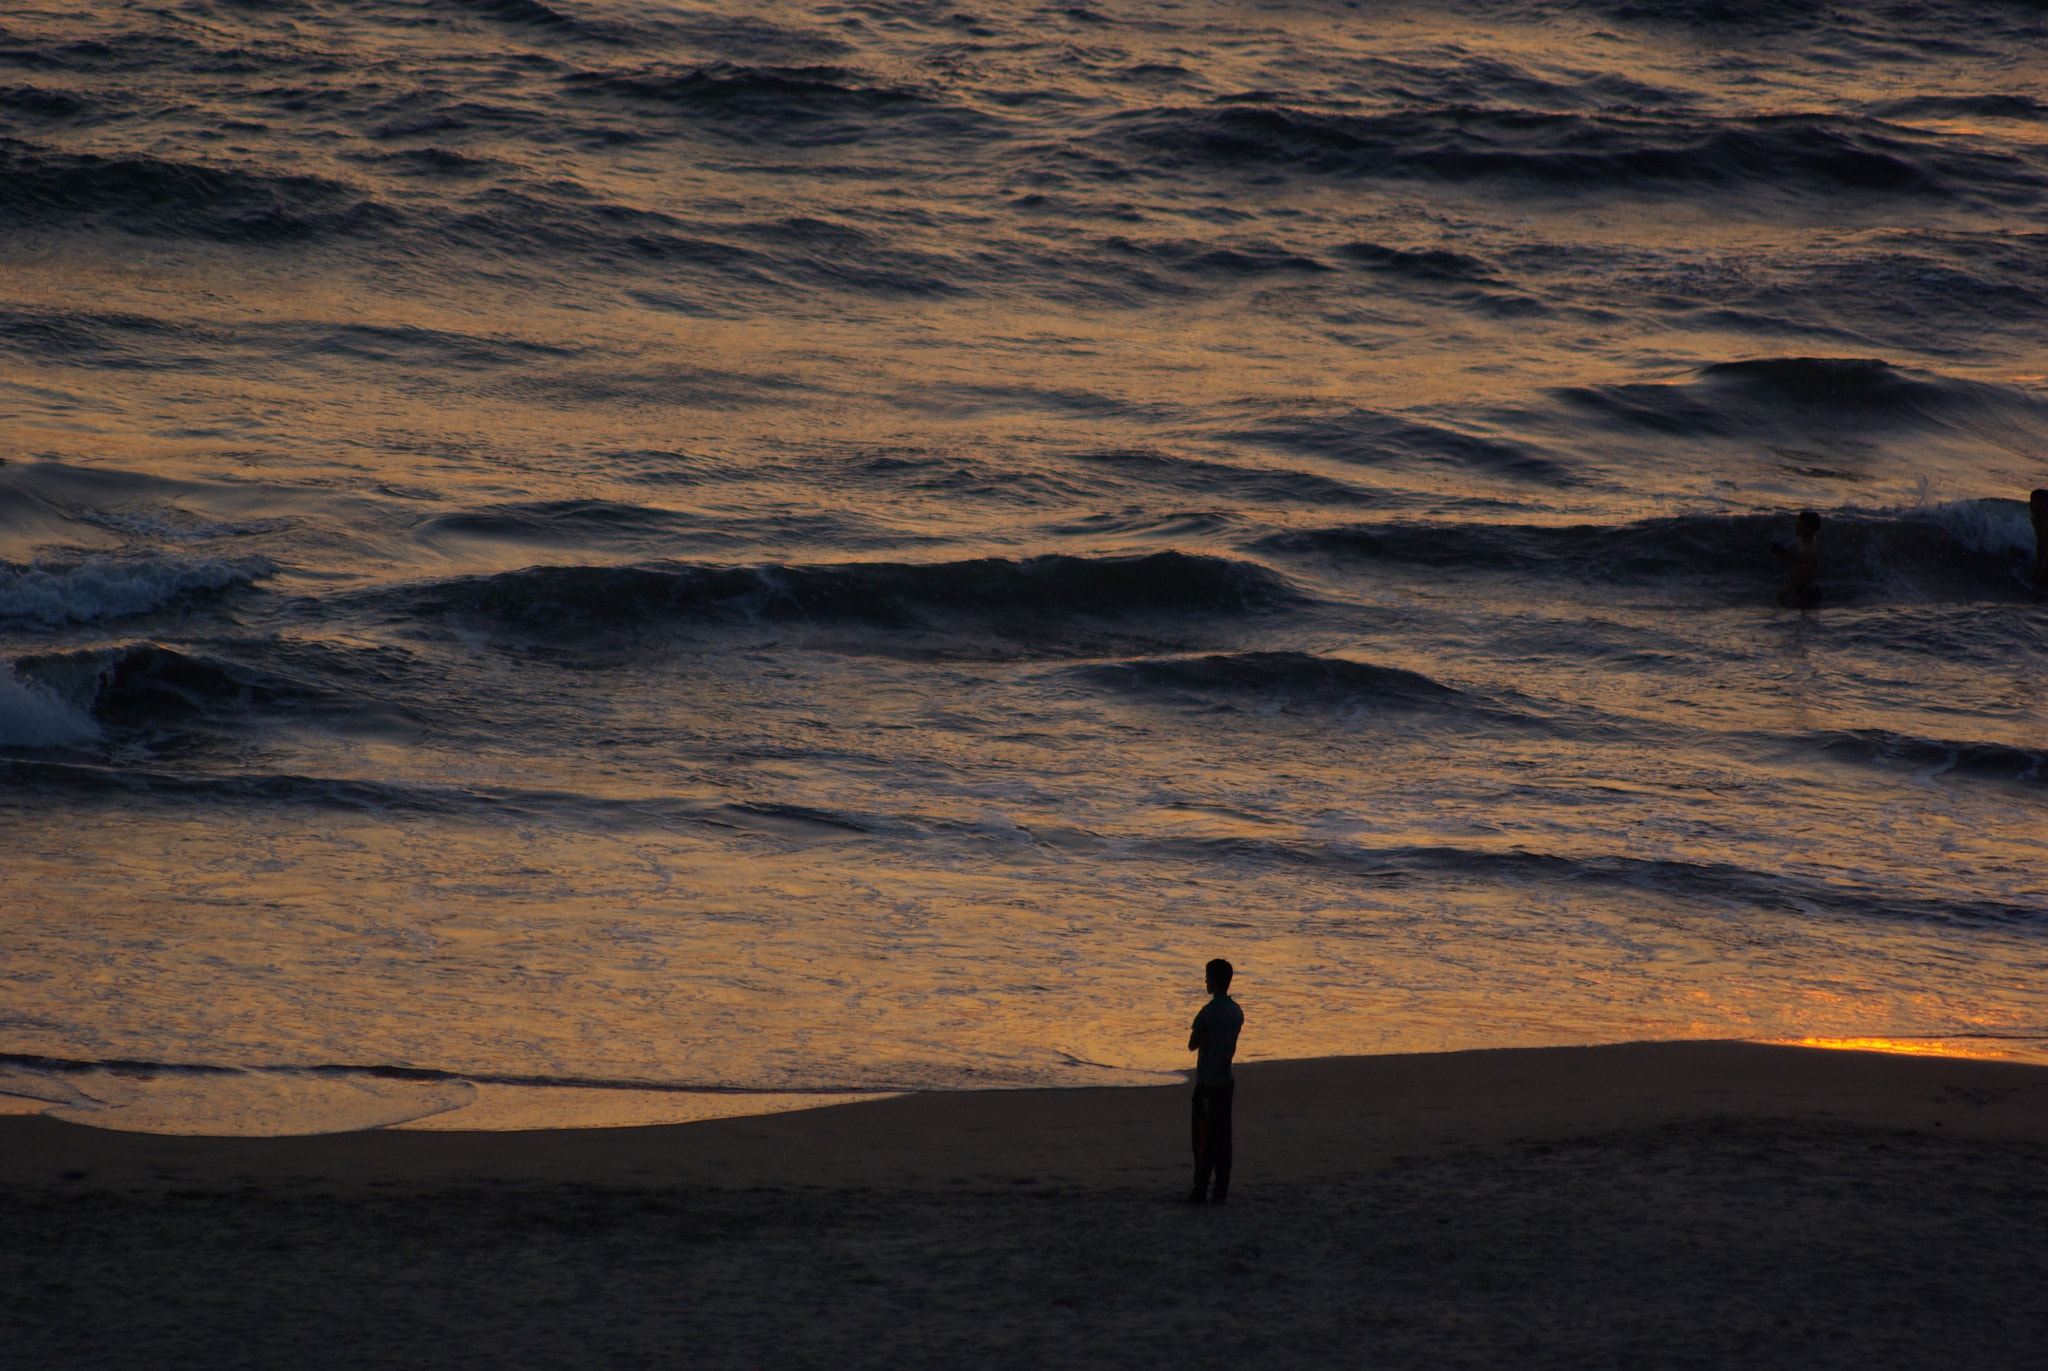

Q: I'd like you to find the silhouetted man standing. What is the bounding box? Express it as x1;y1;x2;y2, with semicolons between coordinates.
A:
1186;958;1243;1204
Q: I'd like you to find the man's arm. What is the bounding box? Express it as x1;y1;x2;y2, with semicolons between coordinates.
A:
1188;1006;1207;1053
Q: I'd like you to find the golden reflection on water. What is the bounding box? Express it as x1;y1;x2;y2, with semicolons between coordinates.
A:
1772;1037;2039;1062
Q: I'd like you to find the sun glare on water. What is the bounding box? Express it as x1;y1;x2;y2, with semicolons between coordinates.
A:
1772;1037;2037;1063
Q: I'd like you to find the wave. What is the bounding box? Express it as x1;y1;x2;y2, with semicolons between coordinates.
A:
1589;0;1857;34
1065;449;1380;508
392;551;1300;638
0;556;269;627
342;146;504;178
1697;356;2034;420
1869;94;2048;122
1141;837;2046;930
12;643;327;729
1097;235;1332;277
1806;729;2047;785
0;306;207;369
1111;105;2047;202
0;139;399;242
0;308;586;382
1560;357;2043;436
421;502;893;553
1228;409;1571;484
294;321;576;368
425;186;967;296
562;62;944;129
1260;500;2037;600
1340;241;1503;284
1075;652;1469;711
0;756;528;815
77;508;293;543
0;84;89;118
455;0;583;32
0;669;98;748
0;758;881;835
414;499;694;543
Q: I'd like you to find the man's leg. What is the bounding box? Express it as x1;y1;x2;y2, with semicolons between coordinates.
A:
1208;1079;1233;1203
1188;1085;1214;1202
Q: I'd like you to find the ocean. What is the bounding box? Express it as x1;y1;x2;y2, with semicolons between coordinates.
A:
2;0;2045;1134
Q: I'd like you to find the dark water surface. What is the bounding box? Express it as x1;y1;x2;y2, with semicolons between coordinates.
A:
2;0;2045;1131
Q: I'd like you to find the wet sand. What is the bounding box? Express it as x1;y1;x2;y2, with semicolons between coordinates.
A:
7;1042;2048;1368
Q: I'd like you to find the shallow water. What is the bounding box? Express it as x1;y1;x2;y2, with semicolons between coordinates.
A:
2;0;2045;1132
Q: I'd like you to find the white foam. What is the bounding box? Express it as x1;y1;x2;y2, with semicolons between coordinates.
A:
0;669;100;747
1923;497;2033;557
0;557;269;627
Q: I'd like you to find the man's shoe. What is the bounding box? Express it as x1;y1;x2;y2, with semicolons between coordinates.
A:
1182;1187;1208;1204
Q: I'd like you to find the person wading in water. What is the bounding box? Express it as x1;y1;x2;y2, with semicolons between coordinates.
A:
1772;509;1823;608
1186;958;1243;1205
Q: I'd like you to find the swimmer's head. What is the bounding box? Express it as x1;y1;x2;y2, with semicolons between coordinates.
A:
1796;510;1821;538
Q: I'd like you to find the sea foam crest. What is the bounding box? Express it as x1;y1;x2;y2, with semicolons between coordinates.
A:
0;669;99;747
0;557;269;627
1919;497;2034;558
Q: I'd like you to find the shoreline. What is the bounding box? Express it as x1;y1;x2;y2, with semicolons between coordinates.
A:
7;1039;2046;1193
5;1033;2044;1142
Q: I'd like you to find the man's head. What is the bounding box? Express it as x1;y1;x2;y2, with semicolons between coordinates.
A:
1796;509;1821;539
1205;958;1233;995
2031;488;2047;519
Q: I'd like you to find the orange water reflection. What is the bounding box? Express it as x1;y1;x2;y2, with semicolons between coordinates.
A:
1770;1037;2041;1063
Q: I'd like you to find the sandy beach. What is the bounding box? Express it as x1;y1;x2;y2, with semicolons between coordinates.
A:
7;1041;2047;1368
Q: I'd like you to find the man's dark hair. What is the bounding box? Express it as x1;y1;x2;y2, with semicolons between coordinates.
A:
2031;488;2047;511
1205;958;1233;990
1796;509;1821;536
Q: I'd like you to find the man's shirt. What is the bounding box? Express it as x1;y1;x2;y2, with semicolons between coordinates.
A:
1191;994;1244;1086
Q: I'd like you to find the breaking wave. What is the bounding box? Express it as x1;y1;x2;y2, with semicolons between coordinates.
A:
11;642;326;727
0;557;270;627
0;669;99;748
